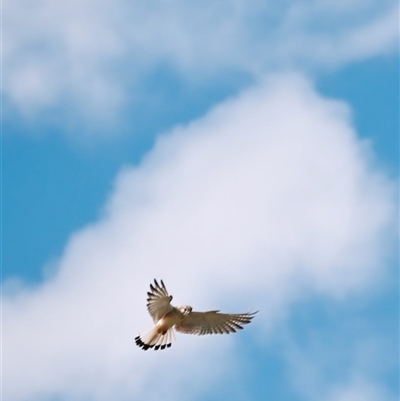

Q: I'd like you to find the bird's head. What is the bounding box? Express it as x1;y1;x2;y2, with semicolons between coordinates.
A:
178;305;193;315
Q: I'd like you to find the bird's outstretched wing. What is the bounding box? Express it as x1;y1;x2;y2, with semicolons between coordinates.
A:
175;310;257;335
146;279;174;323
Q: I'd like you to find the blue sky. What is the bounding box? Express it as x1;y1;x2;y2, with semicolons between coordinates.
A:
3;1;399;401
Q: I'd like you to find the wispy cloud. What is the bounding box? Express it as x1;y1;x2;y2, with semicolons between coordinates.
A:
328;381;397;401
3;74;396;400
283;296;398;401
4;0;398;135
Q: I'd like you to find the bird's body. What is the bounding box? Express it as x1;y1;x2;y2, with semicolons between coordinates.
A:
135;279;257;351
154;309;182;334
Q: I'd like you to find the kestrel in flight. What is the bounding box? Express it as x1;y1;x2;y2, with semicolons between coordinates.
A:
135;279;257;351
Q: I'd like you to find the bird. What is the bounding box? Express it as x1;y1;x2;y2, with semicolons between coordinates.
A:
135;279;257;351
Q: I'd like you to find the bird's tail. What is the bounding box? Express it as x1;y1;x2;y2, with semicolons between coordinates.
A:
135;327;176;351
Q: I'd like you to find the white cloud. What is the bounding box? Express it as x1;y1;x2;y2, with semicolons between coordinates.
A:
3;0;398;134
3;74;396;400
